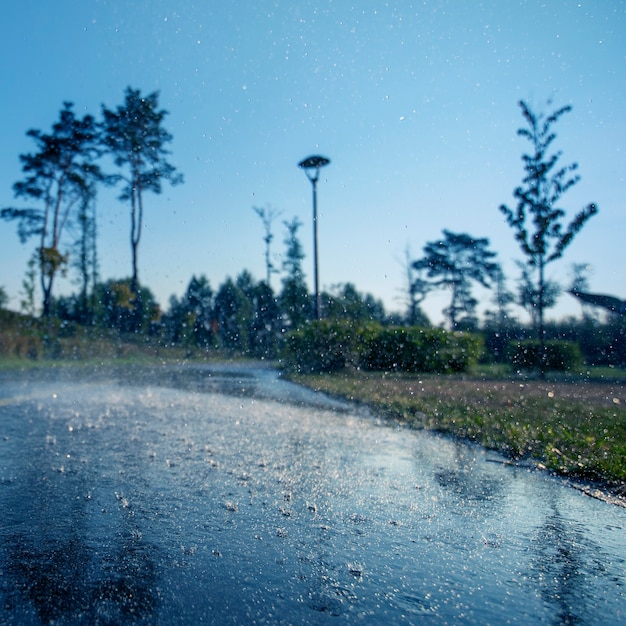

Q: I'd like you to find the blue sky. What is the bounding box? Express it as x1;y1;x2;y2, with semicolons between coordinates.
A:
1;0;624;324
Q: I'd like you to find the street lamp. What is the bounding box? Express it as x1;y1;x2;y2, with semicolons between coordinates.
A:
298;154;330;320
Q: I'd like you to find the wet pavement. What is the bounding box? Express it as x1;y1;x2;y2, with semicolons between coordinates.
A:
0;363;625;624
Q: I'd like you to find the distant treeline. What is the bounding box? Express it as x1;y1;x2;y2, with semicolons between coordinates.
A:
38;270;626;369
1;93;615;371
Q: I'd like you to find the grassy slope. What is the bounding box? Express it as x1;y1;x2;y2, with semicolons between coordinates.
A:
287;368;626;495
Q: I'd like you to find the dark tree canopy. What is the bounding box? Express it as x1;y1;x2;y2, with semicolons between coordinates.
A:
280;217;309;329
1;102;102;317
414;230;500;329
93;278;160;332
323;283;386;323
214;277;252;351
101;87;183;304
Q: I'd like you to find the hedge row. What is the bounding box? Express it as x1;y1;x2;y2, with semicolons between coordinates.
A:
507;339;584;372
282;321;483;374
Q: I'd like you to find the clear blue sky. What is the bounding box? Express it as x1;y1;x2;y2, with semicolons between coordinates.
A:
1;0;624;324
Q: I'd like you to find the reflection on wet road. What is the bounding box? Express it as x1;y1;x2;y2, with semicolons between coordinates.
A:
0;364;624;624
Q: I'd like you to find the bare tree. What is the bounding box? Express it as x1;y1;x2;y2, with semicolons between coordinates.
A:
253;204;282;286
396;245;431;326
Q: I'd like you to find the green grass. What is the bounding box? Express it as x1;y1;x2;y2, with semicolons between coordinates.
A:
0;311;211;366
0;317;264;372
287;368;626;491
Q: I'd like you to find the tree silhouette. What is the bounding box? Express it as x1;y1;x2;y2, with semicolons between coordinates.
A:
279;217;309;329
214;277;251;351
398;245;431;326
414;230;500;329
323;283;386;323
71;184;99;324
487;266;515;328
1;102;102;317
500;100;598;372
185;274;215;347
93;278;160;332
163;275;215;348
253;205;282;286
100;87;183;326
20;252;38;316
250;280;281;358
515;260;560;331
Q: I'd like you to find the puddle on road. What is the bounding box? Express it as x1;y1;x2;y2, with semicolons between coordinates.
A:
0;372;624;624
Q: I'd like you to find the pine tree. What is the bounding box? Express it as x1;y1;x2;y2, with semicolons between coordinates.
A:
101;87;183;328
1;102;102;317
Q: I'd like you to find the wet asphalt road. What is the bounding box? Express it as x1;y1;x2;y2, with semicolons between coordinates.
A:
0;363;625;625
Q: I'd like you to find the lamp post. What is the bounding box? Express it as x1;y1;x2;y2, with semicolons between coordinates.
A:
298;154;330;320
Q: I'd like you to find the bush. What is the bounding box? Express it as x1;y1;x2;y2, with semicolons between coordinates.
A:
281;320;357;373
507;339;584;371
0;310;44;359
358;326;415;371
359;326;482;373
282;321;483;374
435;330;484;373
0;332;43;359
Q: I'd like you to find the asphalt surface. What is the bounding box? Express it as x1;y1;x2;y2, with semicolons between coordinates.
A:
0;362;625;625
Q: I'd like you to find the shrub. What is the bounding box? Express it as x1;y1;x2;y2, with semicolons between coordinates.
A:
0;332;43;359
281;320;356;373
507;339;584;371
0;310;44;359
282;321;483;374
359;326;482;373
358;327;416;371
435;330;484;373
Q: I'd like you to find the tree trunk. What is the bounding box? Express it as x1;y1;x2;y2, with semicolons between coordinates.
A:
41;271;53;319
538;256;546;378
130;187;139;297
130;180;144;331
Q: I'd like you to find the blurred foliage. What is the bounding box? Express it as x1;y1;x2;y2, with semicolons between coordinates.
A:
0;309;43;359
281;321;482;374
3;244;626;376
282;320;357;373
359;326;483;373
507;339;584;372
413;230;500;329
481;316;626;369
91;279;160;333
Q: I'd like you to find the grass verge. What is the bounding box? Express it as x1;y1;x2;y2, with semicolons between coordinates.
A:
287;368;626;499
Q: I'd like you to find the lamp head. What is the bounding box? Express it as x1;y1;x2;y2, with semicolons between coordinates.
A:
298;155;330;169
298;155;330;182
